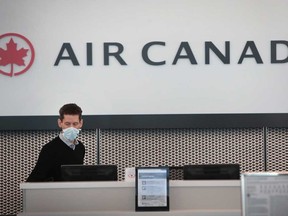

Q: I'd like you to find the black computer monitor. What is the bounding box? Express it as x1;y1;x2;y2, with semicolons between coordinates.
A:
61;164;118;181
183;164;240;180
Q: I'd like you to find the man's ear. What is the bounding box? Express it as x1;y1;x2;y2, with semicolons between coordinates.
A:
79;119;83;128
57;119;62;128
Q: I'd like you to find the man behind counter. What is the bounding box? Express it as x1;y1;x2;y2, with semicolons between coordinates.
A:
27;103;85;182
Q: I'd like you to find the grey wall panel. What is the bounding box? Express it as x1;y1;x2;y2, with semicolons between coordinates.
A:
2;113;288;130
99;128;265;181
266;128;288;171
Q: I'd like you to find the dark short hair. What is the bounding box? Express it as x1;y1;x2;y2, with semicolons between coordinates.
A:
59;103;82;121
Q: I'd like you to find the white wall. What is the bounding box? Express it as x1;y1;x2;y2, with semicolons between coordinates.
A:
0;0;288;116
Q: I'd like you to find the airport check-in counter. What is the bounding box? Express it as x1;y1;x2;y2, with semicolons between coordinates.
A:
19;180;241;216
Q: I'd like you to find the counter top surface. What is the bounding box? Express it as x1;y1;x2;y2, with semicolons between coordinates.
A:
20;180;240;189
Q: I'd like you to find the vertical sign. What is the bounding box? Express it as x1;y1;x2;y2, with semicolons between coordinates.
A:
135;167;169;211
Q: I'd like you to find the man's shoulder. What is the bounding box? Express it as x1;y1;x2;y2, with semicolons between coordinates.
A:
43;136;63;149
78;140;85;147
75;140;85;151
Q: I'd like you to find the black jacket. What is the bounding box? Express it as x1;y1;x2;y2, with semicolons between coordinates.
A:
27;136;85;182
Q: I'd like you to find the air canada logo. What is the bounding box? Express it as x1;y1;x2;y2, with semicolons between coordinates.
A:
0;33;35;77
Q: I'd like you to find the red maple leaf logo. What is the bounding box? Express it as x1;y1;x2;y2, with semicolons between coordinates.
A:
0;38;29;77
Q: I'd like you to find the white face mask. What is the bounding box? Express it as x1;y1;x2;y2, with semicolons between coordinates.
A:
63;127;80;141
